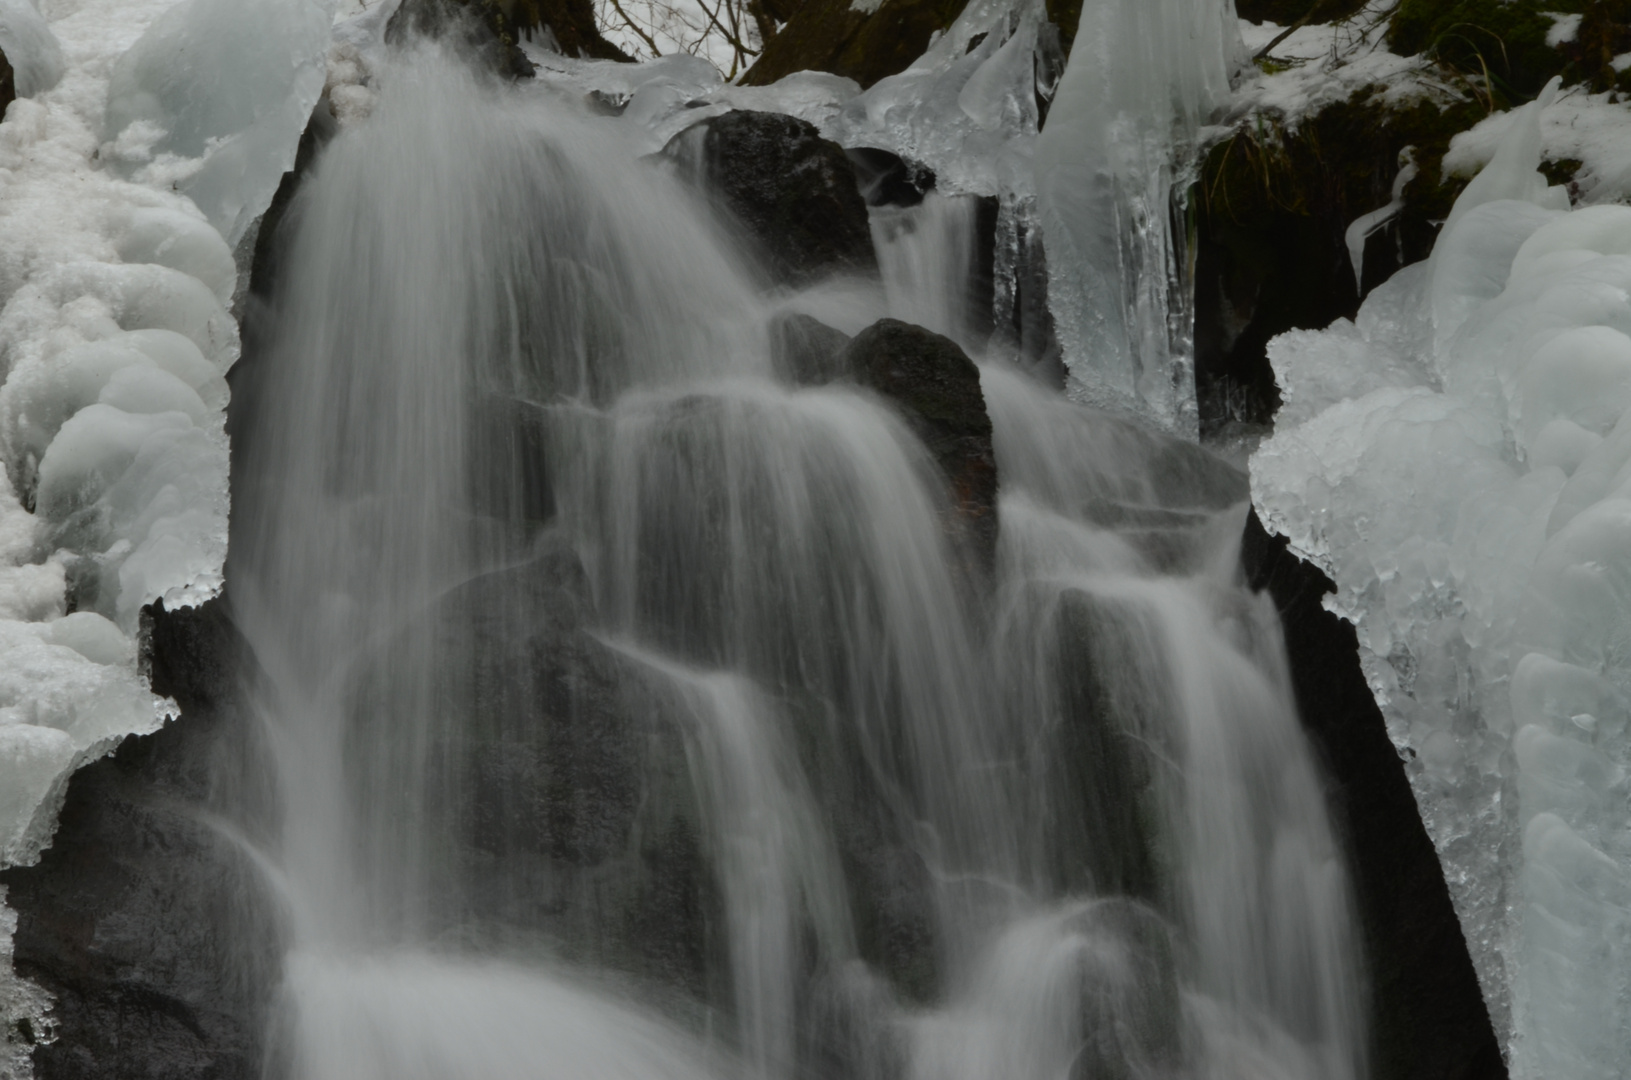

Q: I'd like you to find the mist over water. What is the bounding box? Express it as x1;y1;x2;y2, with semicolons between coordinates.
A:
232;49;1366;1080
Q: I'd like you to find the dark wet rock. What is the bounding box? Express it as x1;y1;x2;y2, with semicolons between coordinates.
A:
244;96;338;312
1194;92;1480;435
844;318;997;570
0;599;282;1080
0;47;15;119
742;0;969;89
1068;899;1181;1080
692;110;876;286
507;0;632;61
769;312;852;385
387;0;628;77
466;394;555;524
845;147;935;209
1044;592;1162;901
842;841;937;1003
388;0;540;78
360;547;723;998
1240;511;1508;1080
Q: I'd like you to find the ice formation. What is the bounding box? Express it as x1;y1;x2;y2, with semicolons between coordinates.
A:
0;0;330;1068
1033;0;1236;432
1344;148;1416;293
1444;83;1631;208
102;0;334;247
1252;74;1631;1080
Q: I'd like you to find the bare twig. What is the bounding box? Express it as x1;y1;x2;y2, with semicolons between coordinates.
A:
1253;0;1328;62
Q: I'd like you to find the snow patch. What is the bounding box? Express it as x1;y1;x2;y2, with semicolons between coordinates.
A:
1444;85;1631;206
1544;11;1583;48
1232;2;1454;132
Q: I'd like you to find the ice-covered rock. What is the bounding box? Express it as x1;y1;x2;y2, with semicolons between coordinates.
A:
102;0;334;247
1251;80;1631;1080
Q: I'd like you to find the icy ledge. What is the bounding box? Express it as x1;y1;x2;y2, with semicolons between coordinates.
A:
1251;78;1631;1080
0;0;329;1067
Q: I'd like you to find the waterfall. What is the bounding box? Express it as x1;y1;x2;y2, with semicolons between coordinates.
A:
228;44;1366;1080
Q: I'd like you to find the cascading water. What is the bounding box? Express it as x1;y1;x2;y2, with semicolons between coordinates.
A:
229;41;1367;1080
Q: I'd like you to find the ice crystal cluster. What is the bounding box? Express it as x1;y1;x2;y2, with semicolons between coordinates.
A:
1253;80;1631;1079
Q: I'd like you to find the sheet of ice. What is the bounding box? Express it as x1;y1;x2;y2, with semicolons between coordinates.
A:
0;0;64;96
102;0;334;247
529;0;1053;193
1252;87;1631;1080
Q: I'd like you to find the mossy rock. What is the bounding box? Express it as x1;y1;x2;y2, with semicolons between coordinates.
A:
1388;0;1631;104
1194;88;1486;428
389;0;628;77
1237;0;1367;26
742;0;970;89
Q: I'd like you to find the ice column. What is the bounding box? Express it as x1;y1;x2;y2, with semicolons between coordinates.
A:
1033;0;1238;435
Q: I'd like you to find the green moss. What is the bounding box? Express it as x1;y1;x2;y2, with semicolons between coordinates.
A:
1203;90;1485;240
1195;88;1488;427
1385;0;1631;104
1237;0;1367;26
742;0;969;88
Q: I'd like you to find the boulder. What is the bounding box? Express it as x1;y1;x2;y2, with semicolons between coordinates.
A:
339;546;727;998
843;319;997;571
1068;899;1181;1080
1240;511;1508;1080
693;111;876;286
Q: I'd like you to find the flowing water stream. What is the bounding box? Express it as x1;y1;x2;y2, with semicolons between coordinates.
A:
230;50;1366;1080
